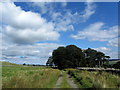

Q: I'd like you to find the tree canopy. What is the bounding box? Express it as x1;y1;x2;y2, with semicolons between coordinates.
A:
46;45;110;69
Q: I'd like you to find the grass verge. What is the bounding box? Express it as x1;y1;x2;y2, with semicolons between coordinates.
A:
67;69;120;88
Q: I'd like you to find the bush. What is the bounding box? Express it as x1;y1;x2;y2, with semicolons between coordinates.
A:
112;61;120;69
23;63;26;65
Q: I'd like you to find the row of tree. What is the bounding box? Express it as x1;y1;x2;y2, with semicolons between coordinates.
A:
46;45;110;69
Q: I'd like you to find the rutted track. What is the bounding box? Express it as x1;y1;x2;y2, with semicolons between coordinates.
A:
54;72;63;88
66;74;78;88
54;71;79;89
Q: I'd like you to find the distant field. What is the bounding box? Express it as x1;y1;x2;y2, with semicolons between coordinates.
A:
109;60;120;65
1;61;21;66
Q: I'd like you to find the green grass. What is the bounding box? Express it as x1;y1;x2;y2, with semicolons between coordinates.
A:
109;61;118;65
0;66;2;89
2;66;60;88
2;61;120;88
1;61;21;66
2;66;47;77
68;69;120;88
60;71;71;88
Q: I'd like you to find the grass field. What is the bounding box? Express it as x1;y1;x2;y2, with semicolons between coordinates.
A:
2;61;120;88
67;69;120;88
2;66;60;88
1;61;21;66
0;66;2;89
109;60;119;65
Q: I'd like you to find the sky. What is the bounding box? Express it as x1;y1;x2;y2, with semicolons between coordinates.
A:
0;1;119;65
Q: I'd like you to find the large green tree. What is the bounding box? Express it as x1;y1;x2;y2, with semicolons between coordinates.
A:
65;45;85;67
52;47;67;69
46;56;54;66
52;45;84;69
46;45;110;69
83;48;97;67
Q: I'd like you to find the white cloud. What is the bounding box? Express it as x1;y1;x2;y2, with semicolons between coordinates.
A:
53;1;96;31
31;1;96;32
95;47;111;53
32;2;53;14
32;2;67;14
1;2;60;44
2;43;64;64
108;37;119;47
32;2;74;32
51;12;62;21
51;11;75;31
61;2;67;7
82;0;96;21
109;52;118;59
2;43;63;57
1;2;45;27
71;22;118;42
94;47;118;59
4;25;59;44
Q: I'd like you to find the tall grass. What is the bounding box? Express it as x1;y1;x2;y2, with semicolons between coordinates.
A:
2;67;60;88
0;66;2;89
68;69;120;88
